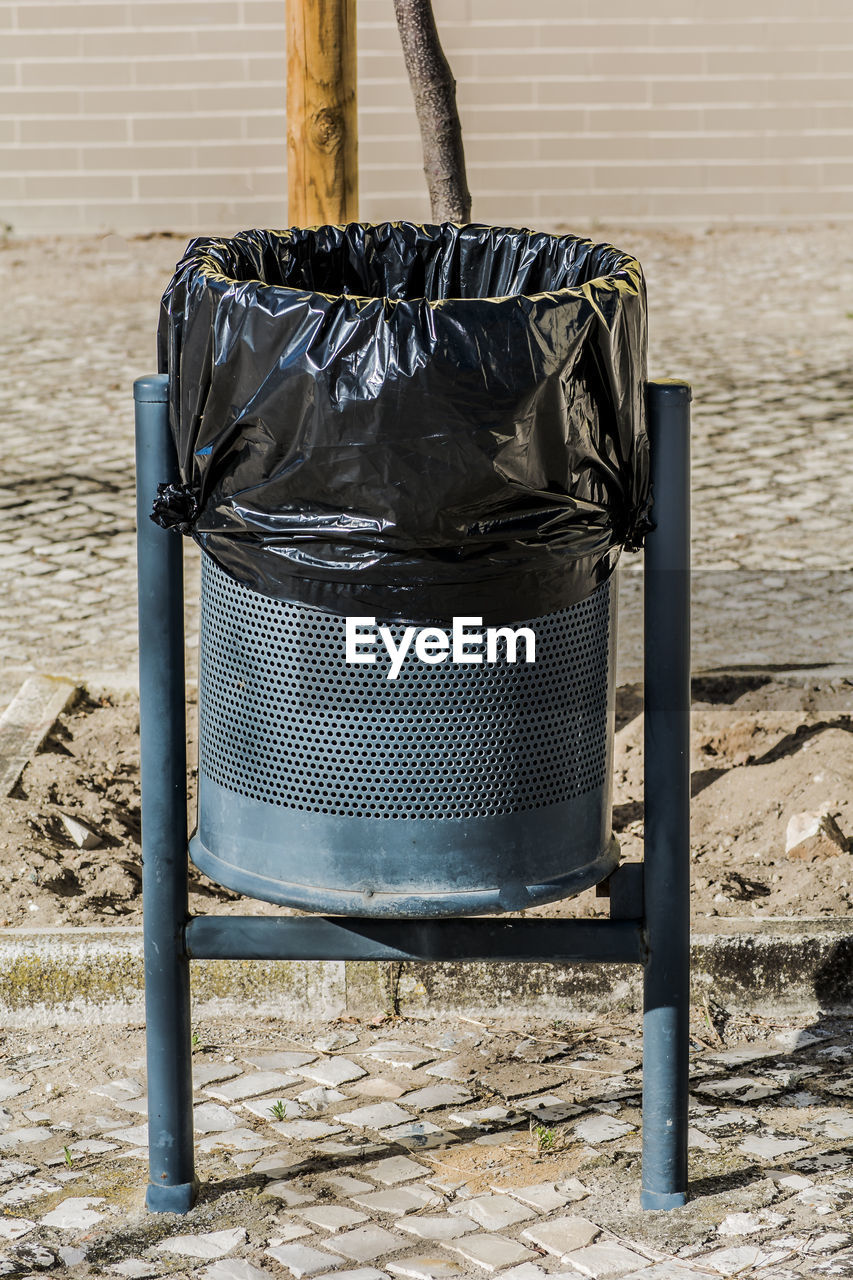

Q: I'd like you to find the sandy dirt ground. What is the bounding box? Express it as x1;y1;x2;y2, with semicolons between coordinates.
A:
1;675;851;929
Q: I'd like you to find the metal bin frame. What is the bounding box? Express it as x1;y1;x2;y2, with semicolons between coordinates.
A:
134;374;691;1214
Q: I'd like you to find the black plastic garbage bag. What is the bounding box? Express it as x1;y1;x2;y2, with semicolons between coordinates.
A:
157;221;648;623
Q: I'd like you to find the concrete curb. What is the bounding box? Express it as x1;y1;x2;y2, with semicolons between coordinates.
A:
2;918;852;1024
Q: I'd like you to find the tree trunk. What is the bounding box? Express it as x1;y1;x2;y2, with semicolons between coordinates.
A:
393;0;471;224
286;0;358;225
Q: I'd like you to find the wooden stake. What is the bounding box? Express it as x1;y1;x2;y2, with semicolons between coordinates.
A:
287;0;358;226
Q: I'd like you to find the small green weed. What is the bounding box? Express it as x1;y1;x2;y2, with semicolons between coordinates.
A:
269;1100;287;1121
531;1121;557;1153
63;1145;74;1168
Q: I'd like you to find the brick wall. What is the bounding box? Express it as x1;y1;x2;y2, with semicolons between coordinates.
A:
2;0;852;234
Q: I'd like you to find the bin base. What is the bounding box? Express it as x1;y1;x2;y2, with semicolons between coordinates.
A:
191;776;619;917
145;1179;199;1215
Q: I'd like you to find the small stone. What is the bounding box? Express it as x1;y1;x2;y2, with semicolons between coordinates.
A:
379;1120;443;1141
113;1095;148;1116
259;1180;314;1206
697;1246;772;1276
367;1154;429;1184
296;1086;346;1111
58;1246;88;1267
556;1177;591;1202
111;1262;158;1278
389;1260;467;1280
267;1224;314;1245
738;1135;810;1160
331;1272;390;1280
809;1232;851;1252
312;1031;358;1052
397;1085;473;1111
0;1084;29;1104
0;1219;34;1241
425;1059;474;1081
450;1194;535;1231
820;1111;853;1140
40;1197;108;1230
193;1063;243;1088
517;1094;580;1123
333;1226;408;1263
206;1072;297;1102
767;1171;813;1191
499;1267;550;1280
522;1217;600;1257
322;1174;374;1194
619;1264;710;1279
198;1127;271;1152
774;1029;825;1051
264;1244;345;1277
706;1045;773;1068
447;1232;536;1272
59;812;101;849
350;1078;407;1100
203;1261;277;1280
297;1058;366;1086
0;1128;52;1150
693;1109;757;1134
336;1102;412;1130
253;1151;304;1178
688;1127;721;1152
396;1215;477;1241
315;1139;383;1157
89;1078;144;1102
359;1043;433;1070
109;1123;149;1146
352;1186;440;1216
68;1139;118;1155
0;1162;36;1186
474;1131;517;1147
574;1115;635;1144
498;1182;571;1213
245;1052;317;1071
10;1243;55;1270
450;1106;517;1129
272;1119;345;1140
193;1103;242;1134
718;1211;787;1236
89;1114;127;1134
513;1038;569;1062
0;1179;60;1206
158;1228;247;1260
559;1242;650;1278
698;1078;781;1102
786;810;848;859
296;1206;369;1232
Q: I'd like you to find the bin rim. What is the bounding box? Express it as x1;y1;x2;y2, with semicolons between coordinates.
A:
182;220;644;312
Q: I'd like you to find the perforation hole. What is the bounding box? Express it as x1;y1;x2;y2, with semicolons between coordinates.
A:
198;555;613;819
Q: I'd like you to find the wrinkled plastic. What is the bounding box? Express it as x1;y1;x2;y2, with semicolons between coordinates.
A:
157;221;649;623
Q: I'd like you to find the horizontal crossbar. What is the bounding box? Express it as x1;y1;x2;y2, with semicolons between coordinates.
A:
183;916;646;964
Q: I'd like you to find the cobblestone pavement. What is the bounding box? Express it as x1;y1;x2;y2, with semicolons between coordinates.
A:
2;1012;853;1279
1;226;853;708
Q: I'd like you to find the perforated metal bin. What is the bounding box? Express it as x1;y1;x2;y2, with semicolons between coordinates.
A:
189;554;620;918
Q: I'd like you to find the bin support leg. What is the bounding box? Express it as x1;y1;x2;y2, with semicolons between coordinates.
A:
641;380;691;1210
135;375;198;1214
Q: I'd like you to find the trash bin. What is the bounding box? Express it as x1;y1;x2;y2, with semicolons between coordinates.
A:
156;222;649;917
